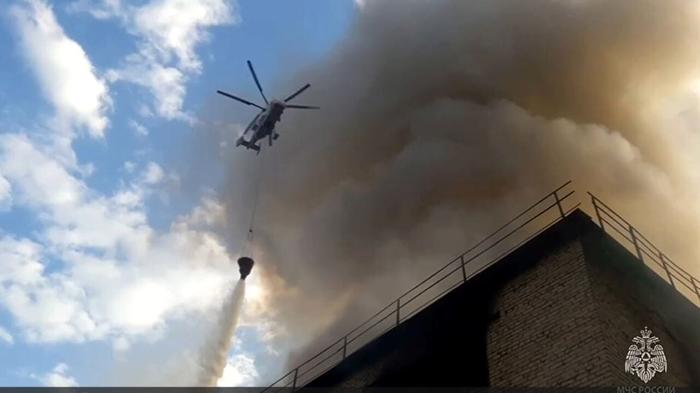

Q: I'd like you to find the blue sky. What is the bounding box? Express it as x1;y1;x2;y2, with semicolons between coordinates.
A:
0;0;358;386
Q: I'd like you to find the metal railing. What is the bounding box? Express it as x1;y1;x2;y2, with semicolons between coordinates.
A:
588;193;700;305
262;181;579;391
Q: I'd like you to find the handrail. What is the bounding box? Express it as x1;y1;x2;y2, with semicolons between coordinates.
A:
261;181;577;391
588;192;700;305
396;181;574;305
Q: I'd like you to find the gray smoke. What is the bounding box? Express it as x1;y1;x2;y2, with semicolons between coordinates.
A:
197;280;246;386
192;0;700;375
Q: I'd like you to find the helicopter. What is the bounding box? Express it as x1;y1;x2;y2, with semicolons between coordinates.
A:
217;61;319;153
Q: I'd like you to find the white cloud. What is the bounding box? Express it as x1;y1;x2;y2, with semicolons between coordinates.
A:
0;236;44;286
11;0;111;138
107;62;190;121
124;161;136;173
113;336;130;352
67;0;122;20
77;0;237;120
0;134;85;209
2;279;99;343
142;162;165;185
0;325;14;345
217;353;259;387
0;132;239;343
132;0;236;72
0;175;12;211
35;363;79;387
129;120;149;136
0;134;150;253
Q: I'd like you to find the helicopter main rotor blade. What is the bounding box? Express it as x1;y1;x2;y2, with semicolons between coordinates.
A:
284;84;311;102
285;104;320;110
217;90;266;110
247;60;268;105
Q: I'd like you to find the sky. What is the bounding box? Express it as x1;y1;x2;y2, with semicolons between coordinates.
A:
0;0;358;386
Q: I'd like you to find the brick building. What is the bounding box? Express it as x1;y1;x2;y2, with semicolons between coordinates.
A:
268;193;700;389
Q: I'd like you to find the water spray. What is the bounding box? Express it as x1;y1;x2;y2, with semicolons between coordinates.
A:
196;259;254;386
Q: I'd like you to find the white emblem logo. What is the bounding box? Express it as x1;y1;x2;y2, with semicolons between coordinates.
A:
625;326;667;383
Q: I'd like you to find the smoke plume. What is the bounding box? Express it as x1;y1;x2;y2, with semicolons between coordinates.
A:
197;280;246;386
193;0;700;377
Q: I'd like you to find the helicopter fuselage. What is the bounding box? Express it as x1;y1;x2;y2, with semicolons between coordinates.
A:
260;100;285;130
238;100;286;151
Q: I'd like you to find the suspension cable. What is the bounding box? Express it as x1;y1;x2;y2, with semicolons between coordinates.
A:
241;148;267;257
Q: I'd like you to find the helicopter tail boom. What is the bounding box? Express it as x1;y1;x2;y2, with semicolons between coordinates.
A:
236;138;261;152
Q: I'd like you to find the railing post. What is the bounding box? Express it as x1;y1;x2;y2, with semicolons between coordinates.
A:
396;299;400;326
590;195;604;230
629;225;643;262
554;190;565;219
659;252;675;289
292;368;298;390
460;255;467;282
342;336;347;359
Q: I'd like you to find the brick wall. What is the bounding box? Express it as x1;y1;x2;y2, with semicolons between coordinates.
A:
487;223;695;387
587;262;692;386
487;239;613;386
582;229;695;387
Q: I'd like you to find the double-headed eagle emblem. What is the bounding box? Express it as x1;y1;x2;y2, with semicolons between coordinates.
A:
625;326;667;383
